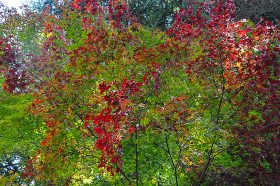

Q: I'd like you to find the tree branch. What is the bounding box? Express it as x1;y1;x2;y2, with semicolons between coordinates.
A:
165;133;179;186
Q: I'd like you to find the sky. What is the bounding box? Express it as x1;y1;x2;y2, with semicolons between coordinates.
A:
0;0;26;9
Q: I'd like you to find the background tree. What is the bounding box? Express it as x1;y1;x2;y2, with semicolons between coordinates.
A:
235;0;280;23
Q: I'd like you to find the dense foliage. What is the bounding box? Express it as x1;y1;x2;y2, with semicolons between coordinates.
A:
0;0;279;185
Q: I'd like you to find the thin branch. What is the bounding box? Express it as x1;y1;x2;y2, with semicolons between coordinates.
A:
198;72;225;185
134;124;139;186
153;142;168;153
211;145;233;159
116;164;132;185
165;133;179;186
52;86;97;138
175;131;182;172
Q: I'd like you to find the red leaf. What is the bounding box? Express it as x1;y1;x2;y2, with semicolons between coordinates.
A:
237;28;251;37
99;82;111;93
84;121;89;129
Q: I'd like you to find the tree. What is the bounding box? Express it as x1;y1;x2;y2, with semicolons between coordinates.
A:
235;0;280;23
0;75;45;184
0;4;45;184
1;0;279;185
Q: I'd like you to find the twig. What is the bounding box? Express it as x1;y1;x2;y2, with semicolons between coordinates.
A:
165;133;179;186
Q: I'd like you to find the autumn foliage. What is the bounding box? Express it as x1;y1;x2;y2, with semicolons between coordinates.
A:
0;0;279;185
